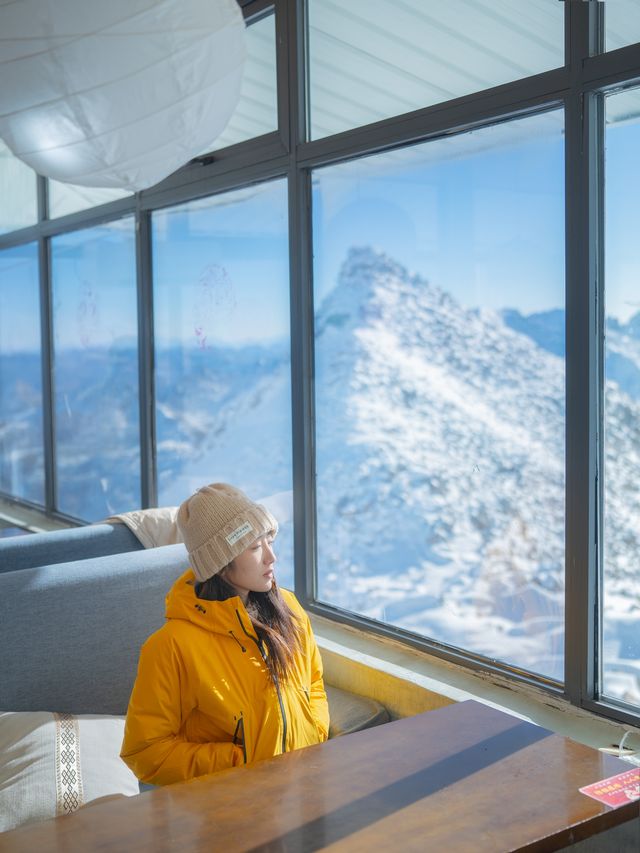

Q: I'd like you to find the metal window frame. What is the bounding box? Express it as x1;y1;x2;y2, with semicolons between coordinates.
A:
36;176;56;513
136;205;156;510
563;0;602;716
0;0;639;724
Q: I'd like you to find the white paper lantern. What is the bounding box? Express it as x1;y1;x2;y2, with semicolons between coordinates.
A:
0;0;246;192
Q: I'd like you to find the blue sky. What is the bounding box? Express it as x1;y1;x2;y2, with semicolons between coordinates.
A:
152;180;290;349
0;243;39;352
606;119;640;323
1;111;639;352
312;112;566;314
51;220;138;351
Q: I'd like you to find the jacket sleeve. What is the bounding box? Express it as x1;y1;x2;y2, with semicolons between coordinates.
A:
301;609;330;741
120;630;244;785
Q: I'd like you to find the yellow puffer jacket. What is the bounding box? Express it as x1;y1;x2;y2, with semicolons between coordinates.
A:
120;570;330;785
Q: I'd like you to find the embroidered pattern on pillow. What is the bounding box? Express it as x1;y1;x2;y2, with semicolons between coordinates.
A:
54;712;84;815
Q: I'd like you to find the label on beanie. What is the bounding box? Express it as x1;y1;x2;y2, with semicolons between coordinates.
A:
226;521;254;546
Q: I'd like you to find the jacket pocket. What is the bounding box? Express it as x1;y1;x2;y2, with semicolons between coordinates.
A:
295;686;326;744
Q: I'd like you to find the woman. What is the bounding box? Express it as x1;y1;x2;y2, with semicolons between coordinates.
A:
120;483;330;785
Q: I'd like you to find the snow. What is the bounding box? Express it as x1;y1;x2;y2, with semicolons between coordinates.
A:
5;245;638;705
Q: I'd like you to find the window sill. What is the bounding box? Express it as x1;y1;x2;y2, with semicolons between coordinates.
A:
0;497;74;533
310;613;640;756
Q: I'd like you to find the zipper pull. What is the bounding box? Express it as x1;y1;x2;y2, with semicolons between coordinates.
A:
228;630;246;653
257;638;268;663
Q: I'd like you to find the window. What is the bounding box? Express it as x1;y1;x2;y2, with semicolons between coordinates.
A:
202;10;278;151
152;180;293;585
312;112;566;679
0;243;44;503
603;86;640;708
51;219;139;519
606;0;640;51
0;140;37;234
48;182;130;221
0;0;639;725
307;0;564;140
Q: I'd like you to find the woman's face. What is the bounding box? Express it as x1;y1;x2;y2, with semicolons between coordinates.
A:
223;534;276;602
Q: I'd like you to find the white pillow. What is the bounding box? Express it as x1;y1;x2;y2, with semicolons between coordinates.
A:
103;507;183;548
0;712;139;832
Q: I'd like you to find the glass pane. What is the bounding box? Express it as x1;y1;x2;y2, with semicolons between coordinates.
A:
51;219;140;520
48;181;131;220
606;0;640;51
152;181;293;586
603;87;640;709
313;111;566;680
308;0;564;140
202;12;277;152
0;140;38;234
0;526;31;538
0;243;44;503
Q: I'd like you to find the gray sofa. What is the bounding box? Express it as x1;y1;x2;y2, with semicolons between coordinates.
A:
0;524;389;832
0;521;143;575
0;522;388;747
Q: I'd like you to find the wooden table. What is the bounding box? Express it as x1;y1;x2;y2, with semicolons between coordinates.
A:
1;700;638;852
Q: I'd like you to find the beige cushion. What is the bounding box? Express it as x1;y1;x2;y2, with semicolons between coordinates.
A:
103;507;183;548
326;685;390;738
0;712;139;832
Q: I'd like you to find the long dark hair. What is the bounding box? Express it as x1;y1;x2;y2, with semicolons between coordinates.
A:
194;572;302;682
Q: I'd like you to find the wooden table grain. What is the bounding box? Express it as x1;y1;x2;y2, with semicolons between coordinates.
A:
1;700;638;852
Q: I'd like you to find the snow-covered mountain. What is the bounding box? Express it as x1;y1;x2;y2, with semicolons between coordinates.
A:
501;303;640;697
3;246;638;702
313;247;639;696
314;248;565;678
503;304;640;403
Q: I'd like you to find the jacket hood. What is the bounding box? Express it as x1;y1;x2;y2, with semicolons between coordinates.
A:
165;569;254;638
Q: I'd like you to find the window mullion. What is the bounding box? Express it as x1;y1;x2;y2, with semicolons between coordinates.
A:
288;0;317;603
563;0;604;709
135;204;156;509
275;0;292;152
37;175;57;513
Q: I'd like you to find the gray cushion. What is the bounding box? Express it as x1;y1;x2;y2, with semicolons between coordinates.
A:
0;523;144;574
0;543;189;715
326;684;390;737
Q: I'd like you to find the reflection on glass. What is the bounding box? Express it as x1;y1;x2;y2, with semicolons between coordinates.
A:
203;12;277;152
0;243;44;503
0;140;38;234
0;526;30;538
603;87;640;709
606;0;640;52
308;0;564;140
312;111;566;679
51;219;139;519
152;180;293;585
48;181;130;220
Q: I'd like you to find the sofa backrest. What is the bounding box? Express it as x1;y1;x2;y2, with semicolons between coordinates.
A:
0;543;190;715
0;523;144;574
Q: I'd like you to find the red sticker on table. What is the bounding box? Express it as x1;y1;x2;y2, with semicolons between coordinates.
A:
579;767;640;807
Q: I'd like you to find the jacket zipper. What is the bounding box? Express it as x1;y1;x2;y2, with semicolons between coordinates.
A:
232;713;247;764
235;609;288;755
228;630;246;652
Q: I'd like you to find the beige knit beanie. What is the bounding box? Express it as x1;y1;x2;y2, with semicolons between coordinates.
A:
177;483;278;582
